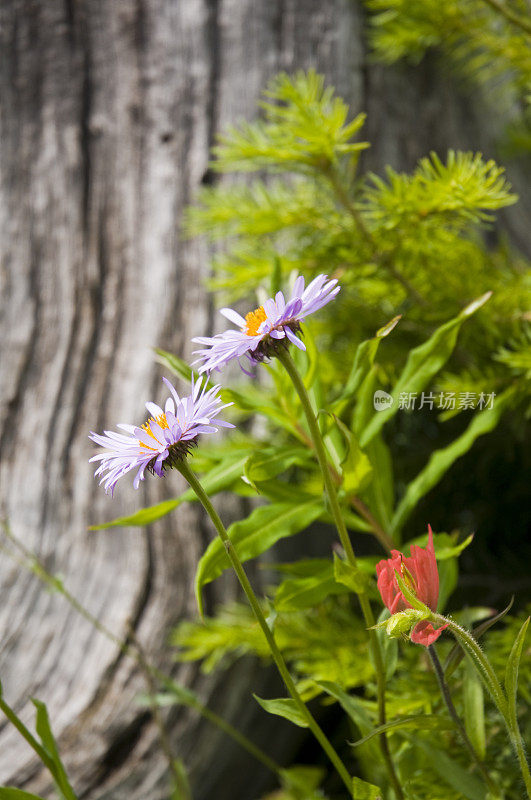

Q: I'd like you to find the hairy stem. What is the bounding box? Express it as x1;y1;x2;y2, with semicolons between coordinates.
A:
276;347;404;800
436;613;531;798
176;460;354;796
428;645;501;797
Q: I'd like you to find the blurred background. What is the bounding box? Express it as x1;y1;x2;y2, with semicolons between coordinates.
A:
0;1;529;798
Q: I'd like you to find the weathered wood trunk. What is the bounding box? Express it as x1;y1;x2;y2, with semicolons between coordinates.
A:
0;2;528;799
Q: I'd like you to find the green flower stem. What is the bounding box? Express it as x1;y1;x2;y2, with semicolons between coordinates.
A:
0;695;58;782
176;459;354;797
427;645;501;798
276;347;404;800
1;522;282;783
435;614;531;799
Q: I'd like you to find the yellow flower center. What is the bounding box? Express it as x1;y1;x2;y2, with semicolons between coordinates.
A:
140;413;169;450
244;306;267;336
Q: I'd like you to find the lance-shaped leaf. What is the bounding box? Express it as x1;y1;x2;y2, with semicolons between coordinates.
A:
464;656;486;760
274;561;347;612
32;699;77;800
244;446;310;484
352;775;383;799
390;391;510;536
332;315;401;413
90;454;248;530
504;616;530;729
195;500;322;614
359;292;492;448
253;696;308;728
0;791;49;800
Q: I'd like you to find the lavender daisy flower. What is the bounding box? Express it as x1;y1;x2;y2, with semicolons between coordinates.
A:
89;376;233;495
192;273;340;374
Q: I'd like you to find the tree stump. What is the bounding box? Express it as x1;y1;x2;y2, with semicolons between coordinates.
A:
0;2;528;798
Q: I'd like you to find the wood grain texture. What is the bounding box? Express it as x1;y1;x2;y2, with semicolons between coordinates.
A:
0;2;528;799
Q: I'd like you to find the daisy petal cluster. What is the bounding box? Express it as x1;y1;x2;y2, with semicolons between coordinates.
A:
89;377;233;494
192;273;340;373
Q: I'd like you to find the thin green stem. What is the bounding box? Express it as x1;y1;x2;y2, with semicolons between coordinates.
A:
428;645;501;798
511;729;531;799
437;614;531;799
0;522;282;782
176;459;354;797
276;347;404;800
436;615;506;713
0;696;57;779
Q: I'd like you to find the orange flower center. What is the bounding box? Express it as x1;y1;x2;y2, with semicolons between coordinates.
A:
244;306;267;336
139;413;169;450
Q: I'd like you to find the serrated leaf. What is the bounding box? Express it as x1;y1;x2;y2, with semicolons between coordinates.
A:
352;775;382;799
90;454;248;530
32;699;77;800
360;295;491;448
195;500;321;614
504;616;530;727
253;696;308;728
390;393;509;535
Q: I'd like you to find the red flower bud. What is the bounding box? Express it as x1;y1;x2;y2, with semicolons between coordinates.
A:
376;525;448;646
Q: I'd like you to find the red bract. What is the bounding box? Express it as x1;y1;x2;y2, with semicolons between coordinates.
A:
376;525;448;646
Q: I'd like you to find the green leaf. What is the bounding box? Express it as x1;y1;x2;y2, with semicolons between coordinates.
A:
390;392;509;535
244;446;310;484
350;714;452;748
90;454;248;530
351;775;382;799
444;599;514;678
280;765;325;795
504;616;530;728
411;739;486;800
338;424;373;497
154;349;195;382
316;681;379;758
194;500;321;614
32;699;77;800
333;553;369;595
373;609;398;681
359;293;492;448
274;563;347;612
253;696;308;728
0;791;48;800
464;657;486;760
333;316;400;413
363;434;394;530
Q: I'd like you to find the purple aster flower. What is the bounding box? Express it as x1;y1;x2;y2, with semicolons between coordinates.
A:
192;273;340;374
89;376;233;495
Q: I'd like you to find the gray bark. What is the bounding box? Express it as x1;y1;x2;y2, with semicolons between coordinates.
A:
0;2;528;799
